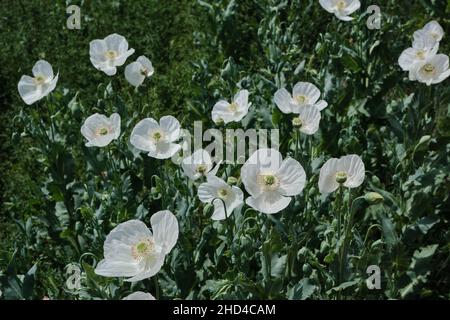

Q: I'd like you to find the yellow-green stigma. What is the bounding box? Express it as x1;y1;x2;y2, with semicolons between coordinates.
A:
152;131;163;142
196;164;208;175
423;63;435;73
295;95;308;105
335;171;348;184
228;102;238;113
132;239;154;260
217;188;229;199
105;50;118;60
34;75;46;85
99;128;109;136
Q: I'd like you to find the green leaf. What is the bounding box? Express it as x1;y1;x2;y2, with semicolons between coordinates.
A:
288;278;317;300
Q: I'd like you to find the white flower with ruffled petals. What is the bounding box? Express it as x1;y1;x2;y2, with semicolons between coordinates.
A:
241;148;306;214
95;211;178;282
211;89;251;124
18;60;59;105
123;292;155;300
81;113;121;147
399;32;439;74
411;54;450;86
125;56;154;87
182;149;220;180
198;176;244;220
318;154;365;194
319;0;361;21
130;116;181;159
89;33;135;76
274;82;327;114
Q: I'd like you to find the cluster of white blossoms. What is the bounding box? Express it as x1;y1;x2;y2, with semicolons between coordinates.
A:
399;21;450;86
274;82;327;135
319;0;361;21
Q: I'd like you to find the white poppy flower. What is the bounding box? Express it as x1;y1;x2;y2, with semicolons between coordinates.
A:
125;56;154;87
130;116;181;159
412;54;450;86
89;33;135;76
416;21;444;43
241;148;306;214
81;113;121;147
17;60;59;105
211;89;251;124
318;154;365;194
399;32;439;72
95;211;179;282
291;105;321;135
198;175;244;220
181;149;220;181
319;0;361;21
123;291;156;300
274;82;327;114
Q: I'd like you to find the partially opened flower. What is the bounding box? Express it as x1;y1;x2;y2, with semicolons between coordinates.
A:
125;56;154;87
130;116;181;159
399;32;439;73
18;60;59;105
241;148;306;214
274;82;327;114
416;21;444;42
198;175;244;220
211;89;251;124
291;105;321;135
318;154;365;194
319;0;361;21
182;149;220;180
412;54;450;86
123;292;156;300
81;113;121;147
95;211;179;282
89;33;135;76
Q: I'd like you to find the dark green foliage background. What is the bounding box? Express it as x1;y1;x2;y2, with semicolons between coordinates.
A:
0;0;449;299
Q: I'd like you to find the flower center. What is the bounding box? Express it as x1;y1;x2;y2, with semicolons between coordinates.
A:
292;117;303;128
337;0;346;9
294;95;308;105
335;171;348;184
196;164;208;174
423;63;435;73
34;75;46;85
257;174;280;191
105;50;118;60
416;50;426;59
150;130;164;142
217;188;229;199
98;127;109;136
228;102;238;113
140;68;150;76
131;239;154;260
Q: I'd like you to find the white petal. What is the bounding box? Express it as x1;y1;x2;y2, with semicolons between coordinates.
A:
343;0;361;14
125;62;145;87
110;113;121;139
298;105;321;135
422;20;444;42
337;154;365;188
233;89;249;109
32;60;54;80
246;191;291;214
105;33;129;53
137;56;154;76
314;99;328;111
95;259;141;277
274;88;293;114
211;100;233;124
399;48;420;71
318;158;340;194
148;142;181;159
18;75;40;105
160;115;181;142
276;158;306;196
293;82;320;105
319;0;335;12
124;253;165;282
130;118;159;152
150;210;179;254
335;12;354;21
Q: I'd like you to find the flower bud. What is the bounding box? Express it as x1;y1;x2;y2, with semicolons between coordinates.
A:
364;192;384;205
227;176;238;185
292;116;303;128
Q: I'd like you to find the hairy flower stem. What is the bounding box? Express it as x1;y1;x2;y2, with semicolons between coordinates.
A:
153;275;160;300
336;185;344;298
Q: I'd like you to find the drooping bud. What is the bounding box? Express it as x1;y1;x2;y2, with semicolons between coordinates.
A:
364;192;384;205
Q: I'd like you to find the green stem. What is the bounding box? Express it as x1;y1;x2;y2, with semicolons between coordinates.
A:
153;275;160;300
